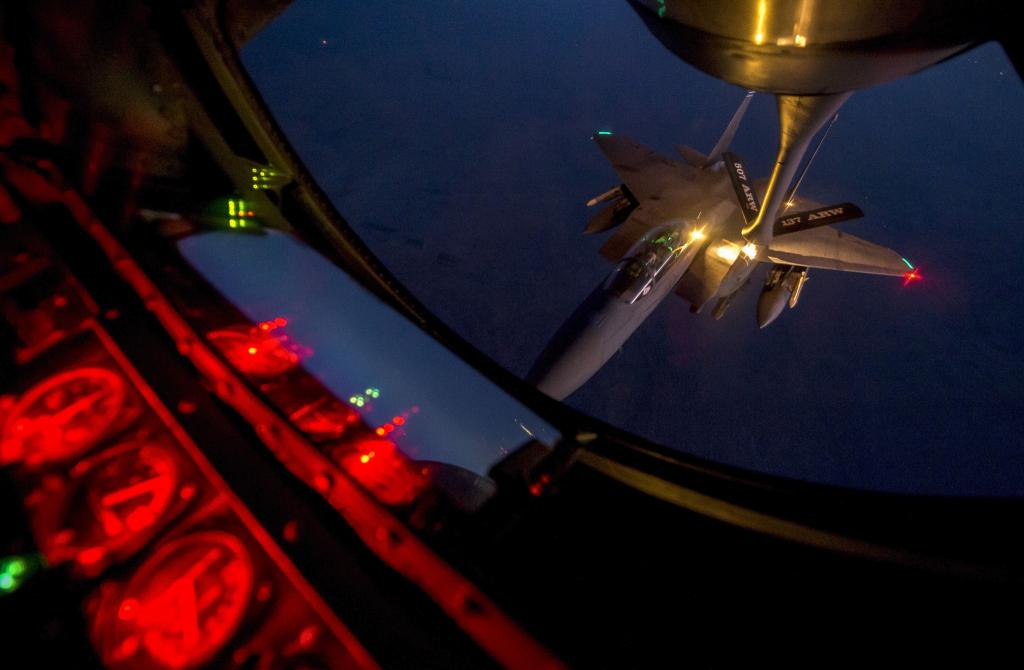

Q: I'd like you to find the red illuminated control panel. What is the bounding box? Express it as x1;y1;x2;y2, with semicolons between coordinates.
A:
0;227;374;670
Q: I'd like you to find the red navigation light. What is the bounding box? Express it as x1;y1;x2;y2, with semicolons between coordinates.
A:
339;439;426;506
902;268;922;286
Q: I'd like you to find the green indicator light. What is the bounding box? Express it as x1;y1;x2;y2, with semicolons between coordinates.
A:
6;559;25;577
1;553;45;595
228;199;236;216
901;257;914;269
657;5;666;17
247;165;291;193
596;131;613;136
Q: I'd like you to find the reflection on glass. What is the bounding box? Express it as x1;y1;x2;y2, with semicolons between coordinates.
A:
604;225;690;304
179;230;558;481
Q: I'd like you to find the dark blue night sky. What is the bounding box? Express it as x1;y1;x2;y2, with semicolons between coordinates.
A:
239;0;1024;495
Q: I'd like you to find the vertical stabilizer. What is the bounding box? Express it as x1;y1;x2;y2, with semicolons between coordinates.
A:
704;90;755;166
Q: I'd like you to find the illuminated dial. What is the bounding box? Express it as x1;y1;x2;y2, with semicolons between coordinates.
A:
339;439;426;506
55;442;183;572
207;325;299;377
1;367;127;468
289;397;358;441
105;531;254;670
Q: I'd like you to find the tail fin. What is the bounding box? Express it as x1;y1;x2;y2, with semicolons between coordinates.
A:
704;90;754;167
722;152;760;226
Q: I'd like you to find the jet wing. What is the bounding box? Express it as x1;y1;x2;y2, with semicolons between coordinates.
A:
765;226;908;276
594;134;693;203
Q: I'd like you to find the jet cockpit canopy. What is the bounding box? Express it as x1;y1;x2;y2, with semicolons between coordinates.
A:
603;222;689;304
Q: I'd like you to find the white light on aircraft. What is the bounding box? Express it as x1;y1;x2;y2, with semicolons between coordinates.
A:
753;0;767;45
715;244;740;263
741;243;759;259
689;228;706;241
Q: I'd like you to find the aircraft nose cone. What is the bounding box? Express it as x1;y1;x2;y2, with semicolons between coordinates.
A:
526;362;587;402
528;346;598;403
527;287;623;400
527;328;605;401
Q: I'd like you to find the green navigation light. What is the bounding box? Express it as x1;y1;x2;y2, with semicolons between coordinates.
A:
901;257;914;269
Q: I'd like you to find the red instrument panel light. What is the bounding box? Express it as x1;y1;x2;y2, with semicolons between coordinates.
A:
338;439;426;507
38;441;190;575
98;531;255;670
207;325;301;378
1;367;127;468
288;397;359;442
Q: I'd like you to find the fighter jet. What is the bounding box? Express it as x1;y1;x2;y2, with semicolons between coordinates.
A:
527;92;920;400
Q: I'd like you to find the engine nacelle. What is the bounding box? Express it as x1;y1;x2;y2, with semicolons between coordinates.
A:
757;265;808;328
